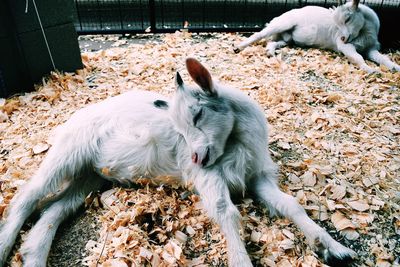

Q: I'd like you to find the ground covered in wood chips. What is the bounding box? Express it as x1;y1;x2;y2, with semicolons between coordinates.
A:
1;32;400;267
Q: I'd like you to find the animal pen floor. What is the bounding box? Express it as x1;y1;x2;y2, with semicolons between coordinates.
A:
0;32;399;267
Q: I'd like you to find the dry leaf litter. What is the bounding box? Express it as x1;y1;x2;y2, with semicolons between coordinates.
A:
0;32;399;267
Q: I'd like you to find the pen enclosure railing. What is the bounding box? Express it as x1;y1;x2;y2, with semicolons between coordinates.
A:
73;0;400;48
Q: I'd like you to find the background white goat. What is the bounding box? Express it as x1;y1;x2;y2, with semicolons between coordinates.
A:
234;0;400;73
0;59;356;267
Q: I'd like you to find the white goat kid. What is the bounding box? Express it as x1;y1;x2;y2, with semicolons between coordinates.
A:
234;0;400;73
0;58;356;267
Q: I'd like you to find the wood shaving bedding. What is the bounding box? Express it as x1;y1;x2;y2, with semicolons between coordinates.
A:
0;32;399;266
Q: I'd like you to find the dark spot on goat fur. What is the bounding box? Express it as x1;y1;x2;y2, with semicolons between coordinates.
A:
153;100;168;109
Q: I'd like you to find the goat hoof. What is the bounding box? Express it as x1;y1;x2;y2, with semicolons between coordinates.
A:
314;236;356;267
325;253;355;267
233;47;241;54
362;66;378;74
319;246;357;267
266;51;275;57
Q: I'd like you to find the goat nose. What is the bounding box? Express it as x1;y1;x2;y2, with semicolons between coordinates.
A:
191;152;198;164
341;36;346;42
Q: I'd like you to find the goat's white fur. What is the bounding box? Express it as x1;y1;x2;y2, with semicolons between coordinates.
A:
0;59;356;267
234;0;400;73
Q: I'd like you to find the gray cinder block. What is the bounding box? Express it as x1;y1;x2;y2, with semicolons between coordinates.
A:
0;0;82;98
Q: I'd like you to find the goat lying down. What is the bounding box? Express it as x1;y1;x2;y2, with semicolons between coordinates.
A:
0;59;356;267
234;0;400;73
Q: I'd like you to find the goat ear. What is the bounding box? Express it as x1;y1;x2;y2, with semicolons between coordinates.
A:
352;0;359;9
175;72;184;90
186;58;215;95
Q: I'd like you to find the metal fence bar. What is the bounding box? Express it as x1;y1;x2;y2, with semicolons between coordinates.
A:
149;0;156;32
118;0;123;30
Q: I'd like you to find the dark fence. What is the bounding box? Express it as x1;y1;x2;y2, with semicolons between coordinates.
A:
73;0;400;48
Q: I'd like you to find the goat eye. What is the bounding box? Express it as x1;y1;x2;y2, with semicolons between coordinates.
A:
345;17;350;24
193;109;202;126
